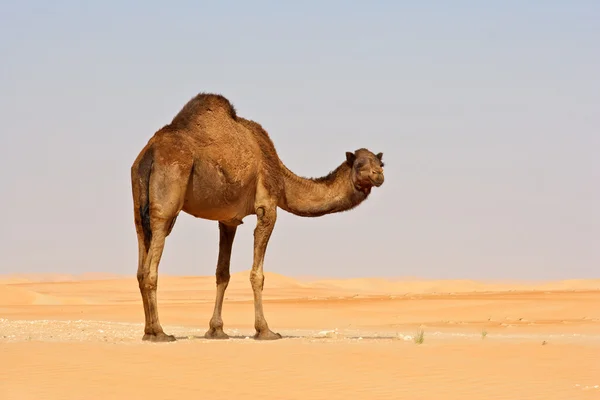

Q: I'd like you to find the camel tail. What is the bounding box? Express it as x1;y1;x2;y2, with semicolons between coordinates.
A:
135;145;154;249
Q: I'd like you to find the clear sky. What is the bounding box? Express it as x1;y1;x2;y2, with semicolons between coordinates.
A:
1;1;598;280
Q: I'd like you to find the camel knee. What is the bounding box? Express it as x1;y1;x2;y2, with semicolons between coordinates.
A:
139;274;158;291
250;270;264;291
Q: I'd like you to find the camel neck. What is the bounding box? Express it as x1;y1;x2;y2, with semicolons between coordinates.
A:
277;162;368;217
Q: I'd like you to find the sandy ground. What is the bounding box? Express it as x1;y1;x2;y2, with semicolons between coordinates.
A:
1;271;599;400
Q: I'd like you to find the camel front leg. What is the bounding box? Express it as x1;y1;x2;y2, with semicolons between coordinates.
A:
205;222;237;339
251;205;282;340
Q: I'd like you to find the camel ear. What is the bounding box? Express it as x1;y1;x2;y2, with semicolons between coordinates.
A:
346;151;356;166
376;152;383;161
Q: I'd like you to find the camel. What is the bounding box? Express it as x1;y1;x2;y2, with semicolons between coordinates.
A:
130;93;385;342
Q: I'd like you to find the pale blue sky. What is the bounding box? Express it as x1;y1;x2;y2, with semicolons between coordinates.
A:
1;1;598;280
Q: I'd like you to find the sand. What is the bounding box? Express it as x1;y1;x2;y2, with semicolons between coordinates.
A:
1;271;599;399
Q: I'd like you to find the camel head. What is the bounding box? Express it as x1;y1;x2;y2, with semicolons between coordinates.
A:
345;148;385;195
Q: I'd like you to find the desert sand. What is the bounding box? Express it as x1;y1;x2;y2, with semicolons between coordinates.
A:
1;271;599;400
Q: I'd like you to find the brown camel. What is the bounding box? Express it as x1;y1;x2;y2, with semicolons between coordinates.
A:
130;93;385;342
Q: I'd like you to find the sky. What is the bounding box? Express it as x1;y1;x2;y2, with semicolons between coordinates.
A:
0;1;598;280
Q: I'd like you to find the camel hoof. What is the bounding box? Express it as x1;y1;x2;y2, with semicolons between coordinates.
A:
254;330;282;340
142;332;177;342
204;328;230;340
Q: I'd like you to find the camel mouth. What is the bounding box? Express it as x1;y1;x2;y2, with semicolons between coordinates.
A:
370;176;384;187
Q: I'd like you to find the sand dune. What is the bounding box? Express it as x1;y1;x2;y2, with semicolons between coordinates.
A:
229;269;307;288
309;277;600;294
0;272;128;284
3;271;598;294
0;284;91;306
1;272;599;400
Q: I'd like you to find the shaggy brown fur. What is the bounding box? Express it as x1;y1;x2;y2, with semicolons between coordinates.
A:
130;93;385;342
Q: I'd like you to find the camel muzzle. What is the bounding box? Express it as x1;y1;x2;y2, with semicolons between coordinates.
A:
371;174;384;187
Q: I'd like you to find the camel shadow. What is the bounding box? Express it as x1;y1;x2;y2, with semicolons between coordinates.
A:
174;334;399;341
174;334;303;341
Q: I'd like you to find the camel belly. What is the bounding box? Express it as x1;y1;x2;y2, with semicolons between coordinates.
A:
182;157;257;222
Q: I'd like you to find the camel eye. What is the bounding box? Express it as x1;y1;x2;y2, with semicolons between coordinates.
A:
355;161;365;170
380;162;385;168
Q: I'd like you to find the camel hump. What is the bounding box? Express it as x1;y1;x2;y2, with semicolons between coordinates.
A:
169;92;237;129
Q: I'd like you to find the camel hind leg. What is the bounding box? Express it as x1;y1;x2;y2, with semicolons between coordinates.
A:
134;227;152;337
138;160;190;342
132;151;153;338
140;218;175;342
